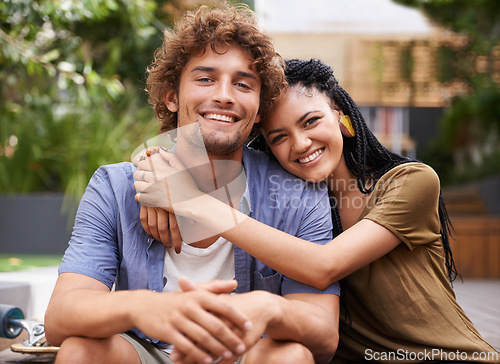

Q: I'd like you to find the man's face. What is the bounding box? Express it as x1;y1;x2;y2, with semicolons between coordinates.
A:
167;45;262;159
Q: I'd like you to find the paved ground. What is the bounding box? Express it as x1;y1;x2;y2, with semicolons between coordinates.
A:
0;268;498;362
452;279;500;351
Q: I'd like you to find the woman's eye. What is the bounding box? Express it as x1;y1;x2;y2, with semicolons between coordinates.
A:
271;134;285;144
304;117;320;127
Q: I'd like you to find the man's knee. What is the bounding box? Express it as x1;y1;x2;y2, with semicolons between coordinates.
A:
276;342;314;364
242;338;314;364
55;335;140;364
56;336;93;364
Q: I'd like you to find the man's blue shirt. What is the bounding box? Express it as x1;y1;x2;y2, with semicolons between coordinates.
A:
59;145;339;339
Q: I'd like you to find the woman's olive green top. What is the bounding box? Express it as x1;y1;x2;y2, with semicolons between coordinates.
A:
333;163;499;363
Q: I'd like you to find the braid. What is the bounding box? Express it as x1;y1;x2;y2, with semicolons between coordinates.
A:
283;58;458;283
439;192;460;283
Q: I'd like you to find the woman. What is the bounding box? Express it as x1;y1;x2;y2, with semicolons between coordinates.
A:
135;59;499;363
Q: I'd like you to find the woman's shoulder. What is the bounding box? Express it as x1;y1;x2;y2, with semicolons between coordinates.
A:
371;161;441;211
379;162;440;188
382;161;437;177
369;161;441;217
364;162;442;247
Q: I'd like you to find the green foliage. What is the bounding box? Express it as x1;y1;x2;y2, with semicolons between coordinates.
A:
0;0;168;197
393;0;500;185
419;137;454;185
398;43;415;82
440;85;500;145
393;0;500;39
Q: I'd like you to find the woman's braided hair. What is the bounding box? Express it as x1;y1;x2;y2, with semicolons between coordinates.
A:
283;58;458;283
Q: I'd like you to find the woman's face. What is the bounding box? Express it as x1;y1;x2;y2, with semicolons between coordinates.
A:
262;85;345;182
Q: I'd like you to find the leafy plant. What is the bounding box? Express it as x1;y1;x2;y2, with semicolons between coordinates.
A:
0;0;169;198
393;0;500;185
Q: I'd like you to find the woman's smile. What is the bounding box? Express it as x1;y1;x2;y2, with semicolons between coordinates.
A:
297;147;325;165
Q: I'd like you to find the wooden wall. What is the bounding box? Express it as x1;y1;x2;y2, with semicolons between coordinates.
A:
450;217;500;279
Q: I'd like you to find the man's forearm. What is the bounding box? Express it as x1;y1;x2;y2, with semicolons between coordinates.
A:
45;287;142;346
227;291;339;364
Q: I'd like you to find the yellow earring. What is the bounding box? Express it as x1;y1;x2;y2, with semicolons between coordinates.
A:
339;115;355;138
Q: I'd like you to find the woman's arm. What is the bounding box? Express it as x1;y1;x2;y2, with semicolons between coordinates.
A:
137;183;399;289
186;194;400;289
134;150;401;289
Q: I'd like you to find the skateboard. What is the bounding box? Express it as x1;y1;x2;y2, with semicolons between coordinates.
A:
0;303;59;355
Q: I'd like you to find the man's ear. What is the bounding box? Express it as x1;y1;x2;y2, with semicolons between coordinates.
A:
254;114;261;124
165;90;179;112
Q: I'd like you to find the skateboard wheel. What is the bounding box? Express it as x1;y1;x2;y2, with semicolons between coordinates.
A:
0;304;24;339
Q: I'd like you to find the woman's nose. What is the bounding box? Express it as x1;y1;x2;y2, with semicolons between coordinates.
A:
292;133;312;153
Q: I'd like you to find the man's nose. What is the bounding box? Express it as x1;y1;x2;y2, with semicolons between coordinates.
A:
213;80;235;105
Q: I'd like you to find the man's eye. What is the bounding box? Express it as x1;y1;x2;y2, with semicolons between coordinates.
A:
236;82;251;90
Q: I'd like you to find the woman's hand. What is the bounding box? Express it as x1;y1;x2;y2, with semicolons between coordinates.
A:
134;148;203;215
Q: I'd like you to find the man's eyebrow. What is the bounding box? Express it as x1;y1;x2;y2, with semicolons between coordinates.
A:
237;71;258;81
266;111;318;136
191;66;257;81
191;66;215;73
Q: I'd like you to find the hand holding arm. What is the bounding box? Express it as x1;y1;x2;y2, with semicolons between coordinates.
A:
135;149;206;253
135;149;244;249
134;149;203;212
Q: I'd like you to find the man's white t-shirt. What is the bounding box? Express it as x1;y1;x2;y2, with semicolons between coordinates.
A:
163;237;235;292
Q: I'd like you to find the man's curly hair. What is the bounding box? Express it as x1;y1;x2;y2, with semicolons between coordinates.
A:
146;1;285;133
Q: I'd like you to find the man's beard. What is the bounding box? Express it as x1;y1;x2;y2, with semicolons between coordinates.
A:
183;122;245;158
202;130;244;157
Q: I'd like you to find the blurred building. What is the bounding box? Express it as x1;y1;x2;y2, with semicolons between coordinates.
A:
255;0;464;158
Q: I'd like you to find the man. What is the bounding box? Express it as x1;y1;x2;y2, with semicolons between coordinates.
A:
44;2;340;363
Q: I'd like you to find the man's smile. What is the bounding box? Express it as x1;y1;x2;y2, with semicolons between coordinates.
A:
203;113;237;123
